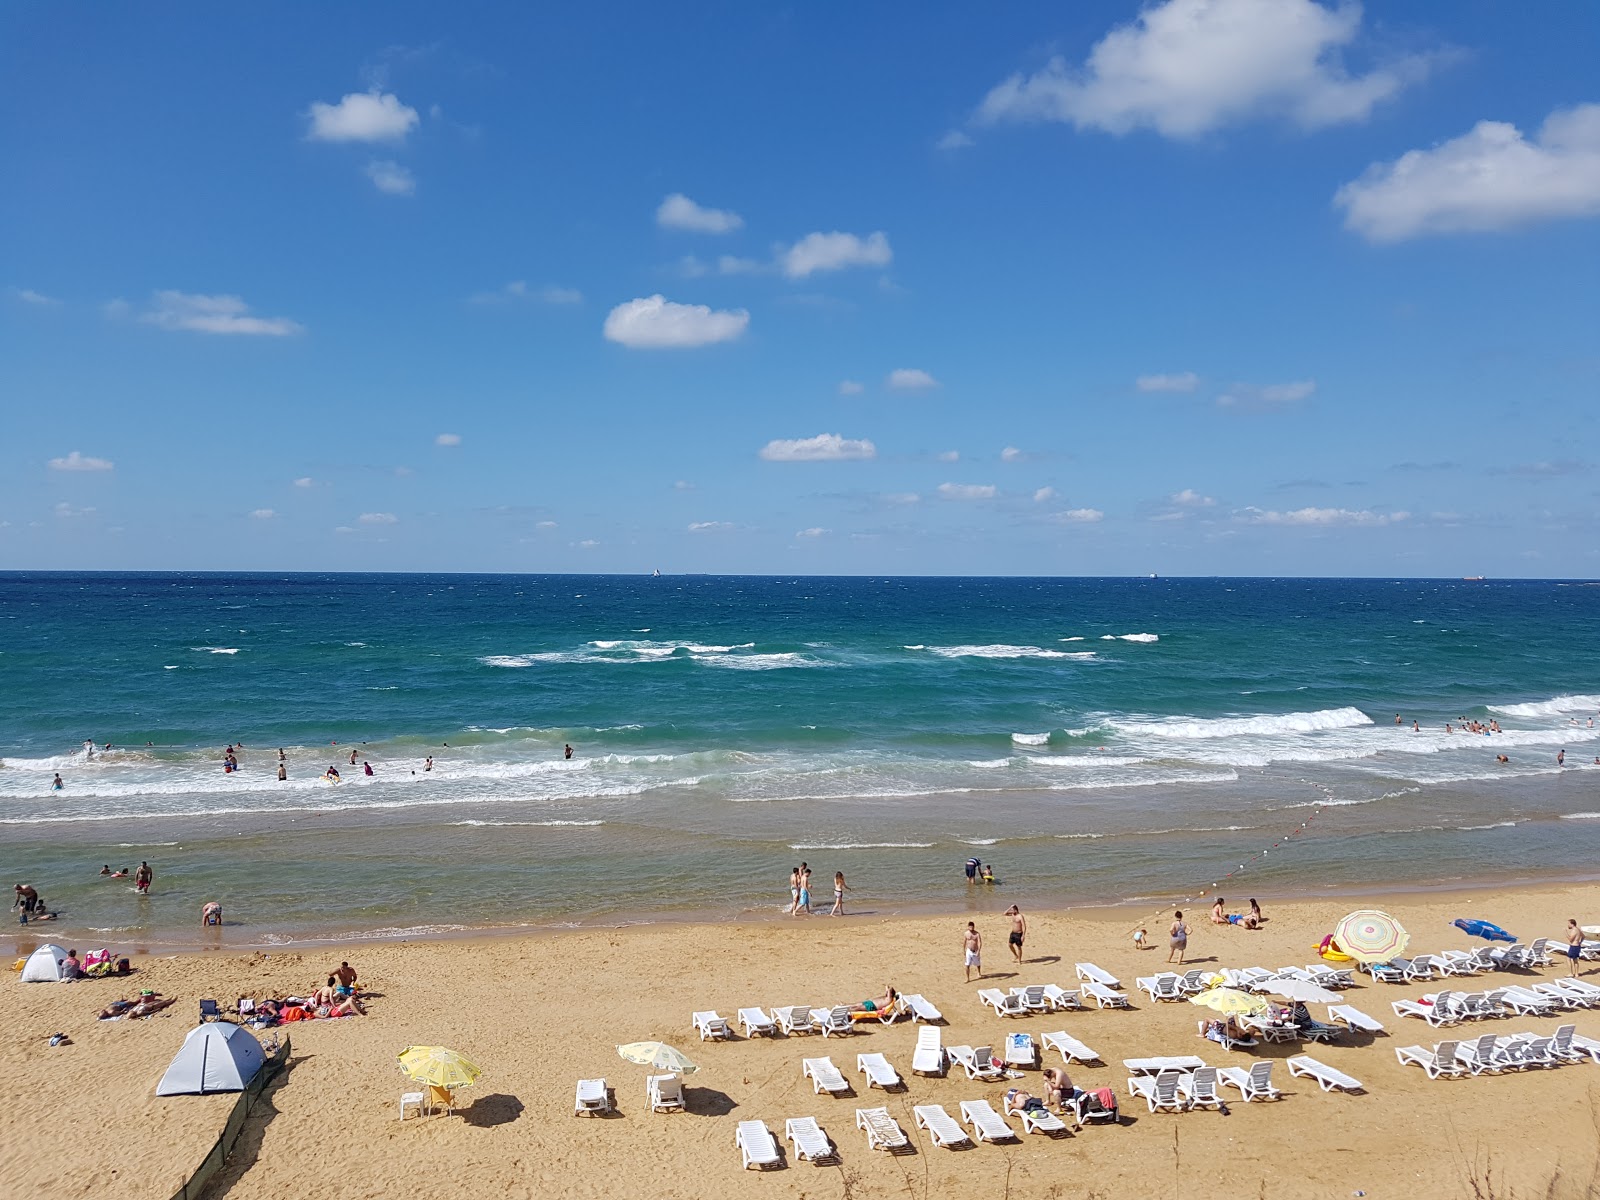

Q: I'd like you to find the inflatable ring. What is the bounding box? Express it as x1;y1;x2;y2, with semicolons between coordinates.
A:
1316;935;1355;963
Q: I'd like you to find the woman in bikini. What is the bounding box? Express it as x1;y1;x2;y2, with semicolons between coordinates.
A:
829;871;850;916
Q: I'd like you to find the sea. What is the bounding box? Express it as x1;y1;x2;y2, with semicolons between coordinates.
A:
2;572;1597;952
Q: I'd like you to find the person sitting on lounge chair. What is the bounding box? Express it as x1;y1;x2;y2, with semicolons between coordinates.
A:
850;985;897;1015
1201;1018;1258;1047
1041;1066;1073;1109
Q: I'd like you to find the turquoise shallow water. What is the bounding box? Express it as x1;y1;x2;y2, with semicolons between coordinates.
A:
2;572;1598;949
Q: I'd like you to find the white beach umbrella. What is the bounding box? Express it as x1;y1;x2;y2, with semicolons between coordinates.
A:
1263;978;1343;1004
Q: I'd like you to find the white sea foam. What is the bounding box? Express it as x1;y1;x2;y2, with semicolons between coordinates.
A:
966;758;1013;768
1110;706;1373;740
1458;821;1521;831
1060;636;1086;642
1488;694;1600;719
696;652;825;670
788;842;935;850
1101;633;1159;642
1011;732;1051;746
1561;812;1600;820
1053;832;1106;840
193;646;241;654
450;819;604;827
917;644;1100;661
959;837;1000;845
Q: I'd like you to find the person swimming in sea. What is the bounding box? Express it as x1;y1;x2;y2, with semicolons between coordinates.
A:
52;773;63;791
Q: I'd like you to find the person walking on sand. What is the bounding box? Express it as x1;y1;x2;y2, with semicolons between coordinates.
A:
134;862;153;895
964;921;983;981
1005;905;1027;962
1168;911;1190;963
829;870;850;916
786;866;801;916
1568;919;1586;977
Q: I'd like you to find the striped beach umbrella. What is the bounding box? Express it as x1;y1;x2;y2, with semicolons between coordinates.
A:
1331;909;1409;963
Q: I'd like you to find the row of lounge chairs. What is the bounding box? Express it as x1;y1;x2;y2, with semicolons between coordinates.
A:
977;985;1085;1015
1395;1024;1600;1078
1364;939;1563;983
693;995;946;1041
1127;1057;1363;1111
1392;980;1600;1027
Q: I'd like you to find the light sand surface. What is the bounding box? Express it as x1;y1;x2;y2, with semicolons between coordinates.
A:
5;884;1600;1200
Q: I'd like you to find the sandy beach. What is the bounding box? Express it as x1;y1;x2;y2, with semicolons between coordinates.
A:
5;883;1599;1200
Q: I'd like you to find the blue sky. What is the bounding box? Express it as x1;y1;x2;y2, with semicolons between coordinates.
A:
3;1;1597;576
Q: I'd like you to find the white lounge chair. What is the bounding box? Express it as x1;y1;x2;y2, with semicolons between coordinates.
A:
574;1077;610;1116
692;1010;732;1041
959;1099;1019;1143
1498;987;1556;1017
1010;984;1051;1012
913;1104;972;1148
1003;1031;1036;1068
1327;1004;1385;1034
1455;1033;1506;1075
978;988;1027;1017
1529;982;1590;1010
1217;1061;1281;1101
785;1116;836;1163
1042;984;1083;1010
912;1025;945;1076
1177;969;1210;994
773;1005;817;1035
1083;980;1130;1009
1041;1029;1101;1065
902;993;944;1023
1303;965;1355;989
1011;1103;1071;1136
1199;1018;1258;1052
947;1043;1005;1081
1402;955;1441;981
648;1072;686;1111
857;1052;903;1091
1456;991;1505;1020
738;1007;777;1038
1496;1034;1556;1070
1524;937;1555;967
802;1056;850;1095
1075;962;1121;987
1127;1069;1186;1113
1395;1042;1465;1079
855;1106;910;1152
1392;991;1461;1027
1221;966;1276;990
1136;974;1185;1002
811;1006;856;1037
1565;1031;1600;1064
1179;1066;1224;1111
1286;1055;1364;1092
736;1120;781;1170
1363;960;1405;984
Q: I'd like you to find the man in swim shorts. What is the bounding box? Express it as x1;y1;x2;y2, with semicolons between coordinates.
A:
1006;905;1027;963
965;857;980;884
134;862;153;895
798;862;812;915
963;921;983;981
1569;919;1586;978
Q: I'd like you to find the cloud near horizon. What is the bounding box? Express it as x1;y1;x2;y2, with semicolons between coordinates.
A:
938;482;997;500
1238;506;1408;526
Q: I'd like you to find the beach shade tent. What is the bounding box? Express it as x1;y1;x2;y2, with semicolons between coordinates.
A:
1331;910;1410;964
1189;988;1268;1018
617;1042;700;1075
156;1023;266;1095
1453;919;1517;943
20;944;69;982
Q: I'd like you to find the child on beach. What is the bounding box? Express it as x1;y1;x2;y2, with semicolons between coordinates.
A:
1133;926;1150;949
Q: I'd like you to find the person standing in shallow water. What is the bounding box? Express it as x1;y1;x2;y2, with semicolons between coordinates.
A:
829;871;850;916
786;866;800;916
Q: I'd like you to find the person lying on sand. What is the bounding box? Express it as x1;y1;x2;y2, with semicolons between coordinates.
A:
101;993;178;1019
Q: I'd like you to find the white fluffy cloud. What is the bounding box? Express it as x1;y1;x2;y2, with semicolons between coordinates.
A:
887;368;938;391
975;0;1427;139
1217;379;1316;407
1239;506;1407;526
885;492;922;505
1137;371;1199;393
1171;488;1216;507
435;433;462;447
759;433;877;462
365;160;415;195
1335;104;1600;241
1033;486;1057;503
250;508;276;520
307;90;419;142
937;130;975;150
838;379;864;395
688;520;734;533
48;451;113;472
656;193;744;234
795;527;829;538
12;287;59;306
294;477;315;488
359;512;399;525
142;291;303;336
1054;508;1105;523
780;231;892;278
938;482;997;501
603;295;748;349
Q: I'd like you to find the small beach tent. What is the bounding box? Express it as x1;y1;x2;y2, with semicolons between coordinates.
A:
156;1023;265;1095
20;944;68;982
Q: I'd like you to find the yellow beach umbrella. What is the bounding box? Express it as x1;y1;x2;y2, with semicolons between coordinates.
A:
617;1041;699;1074
397;1045;483;1091
1188;987;1268;1017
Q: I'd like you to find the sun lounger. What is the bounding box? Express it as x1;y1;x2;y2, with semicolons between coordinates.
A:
1010;1102;1070;1135
855;1106;911;1152
1530;982;1591;1010
1455;1033;1507;1075
1075;962;1121;988
1301;964;1355;987
1524;937;1554;967
1003;1031;1036;1068
1179;1066;1224;1111
574;1077;610;1116
1488;944;1527;970
1495;1034;1556;1070
802;1056;850;1095
978;987;1027;1017
1395;1042;1465;1079
1455;991;1505;1020
785;1116;836;1163
1083;980;1130;1009
902;992;944;1023
1124;1055;1206;1074
1363;961;1405;984
947;1043;1005;1081
1327;1004;1385;1034
773;1005;817;1035
1217;1061;1280;1101
912;1025;945;1075
1127;1069;1187;1113
1240;1015;1299;1043
1287;1055;1364;1092
959;1099;1020;1143
1010;984;1051;1012
692;1010;732;1041
1043;984;1083;1010
1551;978;1600;1001
874;996;912;1024
1498;987;1556;1017
1041;1029;1101;1065
913;1104;972;1148
810;1006;856;1037
1175;969;1210;994
1402;955;1441;981
1137;974;1185;1002
738;1007;777;1038
648;1072;685;1111
1392;992;1461;1027
736;1120;781;1170
1222;966;1276;991
1198;1018;1258;1051
857;1052;903;1091
1566;1032;1600;1064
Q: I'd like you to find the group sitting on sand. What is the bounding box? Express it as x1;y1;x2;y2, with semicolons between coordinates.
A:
1211;897;1264;929
241;961;365;1024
